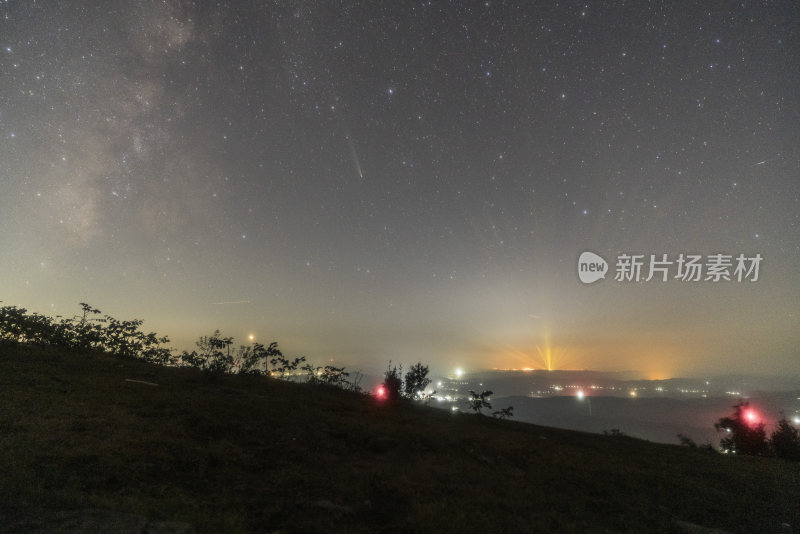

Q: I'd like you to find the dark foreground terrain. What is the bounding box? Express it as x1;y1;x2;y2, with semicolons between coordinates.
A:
1;343;798;533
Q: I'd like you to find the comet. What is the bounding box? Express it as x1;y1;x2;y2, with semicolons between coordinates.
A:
339;115;364;179
346;134;364;178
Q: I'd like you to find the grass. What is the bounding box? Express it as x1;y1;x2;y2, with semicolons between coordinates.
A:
1;341;798;533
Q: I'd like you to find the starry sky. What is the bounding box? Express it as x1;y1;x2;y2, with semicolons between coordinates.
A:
1;1;798;378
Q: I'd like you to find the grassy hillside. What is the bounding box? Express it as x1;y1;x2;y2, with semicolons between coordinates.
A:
1;342;798;533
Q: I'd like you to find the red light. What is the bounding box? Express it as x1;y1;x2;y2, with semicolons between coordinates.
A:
376;385;387;399
744;409;760;426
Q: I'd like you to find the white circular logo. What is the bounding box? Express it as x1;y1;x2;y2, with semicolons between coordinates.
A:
578;251;608;284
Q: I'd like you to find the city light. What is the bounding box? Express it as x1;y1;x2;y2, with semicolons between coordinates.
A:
576;390;584;399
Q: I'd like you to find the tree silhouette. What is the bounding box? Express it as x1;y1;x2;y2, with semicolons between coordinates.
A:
770;416;800;461
468;390;493;414
714;400;769;456
403;362;432;399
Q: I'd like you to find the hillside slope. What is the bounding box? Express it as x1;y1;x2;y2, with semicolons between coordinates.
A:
1;343;798;533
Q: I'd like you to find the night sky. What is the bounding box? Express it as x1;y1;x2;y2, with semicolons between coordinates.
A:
1;1;798;378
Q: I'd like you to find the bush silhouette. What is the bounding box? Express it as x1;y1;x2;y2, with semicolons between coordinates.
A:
382;363;404;401
0;302;171;363
0;301;359;392
492;406;514;419
381;361;434;401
